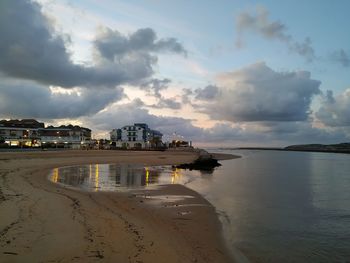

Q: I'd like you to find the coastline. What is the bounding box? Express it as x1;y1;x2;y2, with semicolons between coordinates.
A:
0;150;234;262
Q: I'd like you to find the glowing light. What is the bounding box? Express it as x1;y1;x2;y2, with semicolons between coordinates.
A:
171;168;182;184
51;168;59;183
95;164;99;191
145;167;149;186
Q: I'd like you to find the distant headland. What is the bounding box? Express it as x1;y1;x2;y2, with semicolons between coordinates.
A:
230;142;350;154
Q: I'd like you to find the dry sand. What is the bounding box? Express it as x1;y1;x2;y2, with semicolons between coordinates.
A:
0;150;234;263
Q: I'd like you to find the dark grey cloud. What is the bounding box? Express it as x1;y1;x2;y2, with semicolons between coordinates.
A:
150;98;182;110
94;28;187;61
330;49;350;67
259;121;349;145
0;79;123;119
203;121;349;146
316;89;350;127
194;85;219;100
206;62;321;122
235;7;316;62
181;88;193;104
139;78;181;109
0;0;186;88
140;78;171;98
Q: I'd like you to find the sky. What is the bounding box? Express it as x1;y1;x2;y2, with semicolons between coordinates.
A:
1;0;350;147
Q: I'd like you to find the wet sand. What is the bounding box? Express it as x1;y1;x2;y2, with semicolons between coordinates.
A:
0;150;234;263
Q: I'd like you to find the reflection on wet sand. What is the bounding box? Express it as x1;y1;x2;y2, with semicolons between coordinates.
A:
49;164;195;191
171;168;182;184
51;168;58;183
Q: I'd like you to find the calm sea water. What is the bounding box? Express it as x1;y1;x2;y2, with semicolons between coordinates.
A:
49;150;350;263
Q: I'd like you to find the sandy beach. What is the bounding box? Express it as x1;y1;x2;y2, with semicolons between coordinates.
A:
0;150;234;263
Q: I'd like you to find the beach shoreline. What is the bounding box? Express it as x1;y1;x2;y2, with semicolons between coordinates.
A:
0;150;236;262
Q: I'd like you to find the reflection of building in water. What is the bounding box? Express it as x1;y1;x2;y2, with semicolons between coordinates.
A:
110;164;160;187
95;164;99;190
118;165;145;187
53;166;89;186
171;168;183;184
145;167;149;186
51;168;59;183
50;164;163;190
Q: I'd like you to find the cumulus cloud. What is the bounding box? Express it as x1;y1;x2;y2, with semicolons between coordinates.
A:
84;100;201;138
235;7;316;62
204;62;321;122
316;89;350;127
150;98;182;110
0;0;186;88
0;0;188;123
259;121;349;145
94;27;187;61
139;78;181;109
194;85;219;100
0;79;123;119
140;78;171;98
181;88;193;104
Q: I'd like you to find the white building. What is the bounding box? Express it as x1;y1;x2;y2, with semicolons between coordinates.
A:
110;123;162;149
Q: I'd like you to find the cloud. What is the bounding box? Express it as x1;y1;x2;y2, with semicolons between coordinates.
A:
0;0;186;88
0;78;123;119
194;85;219;100
140;78;171;98
139;78;181;109
235;7;315;62
84;100;349;146
236;7;290;43
181;88;193;104
316;89;350;127
84;99;201;137
288;38;315;63
149;98;182;110
204;62;321;122
260;121;349;145
330;49;350;67
94;27;186;56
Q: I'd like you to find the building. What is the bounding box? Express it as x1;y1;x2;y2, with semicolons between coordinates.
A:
110;123;163;149
40;125;91;149
0;119;44;147
0;119;91;149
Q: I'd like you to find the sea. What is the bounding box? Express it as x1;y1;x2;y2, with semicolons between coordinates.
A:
49;149;350;263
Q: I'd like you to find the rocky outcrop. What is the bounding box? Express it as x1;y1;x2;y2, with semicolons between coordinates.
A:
175;149;221;171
